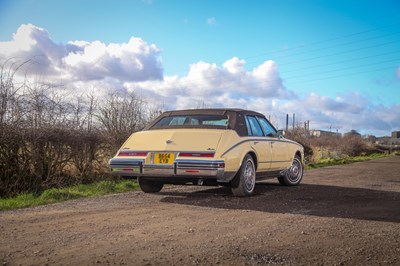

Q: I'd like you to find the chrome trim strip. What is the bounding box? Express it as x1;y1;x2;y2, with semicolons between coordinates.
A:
176;160;224;170
221;138;301;156
271;160;292;164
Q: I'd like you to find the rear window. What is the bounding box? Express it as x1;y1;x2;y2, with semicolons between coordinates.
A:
151;115;229;129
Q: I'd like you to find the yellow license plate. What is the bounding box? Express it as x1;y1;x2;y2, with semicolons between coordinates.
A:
154;153;175;164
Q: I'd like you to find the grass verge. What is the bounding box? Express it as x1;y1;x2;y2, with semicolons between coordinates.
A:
306;152;391;170
0;179;139;211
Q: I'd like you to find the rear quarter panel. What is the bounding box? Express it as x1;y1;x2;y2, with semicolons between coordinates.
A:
216;131;256;173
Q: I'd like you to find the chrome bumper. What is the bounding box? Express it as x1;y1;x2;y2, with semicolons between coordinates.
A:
108;158;233;181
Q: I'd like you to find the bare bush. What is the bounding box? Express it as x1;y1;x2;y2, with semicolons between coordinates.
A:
0;59;158;197
285;126;314;161
285;125;376;163
97;90;162;150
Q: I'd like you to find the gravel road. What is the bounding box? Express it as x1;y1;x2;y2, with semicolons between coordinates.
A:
1;156;400;265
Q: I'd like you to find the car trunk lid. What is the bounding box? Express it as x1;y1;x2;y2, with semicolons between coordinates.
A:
121;129;224;152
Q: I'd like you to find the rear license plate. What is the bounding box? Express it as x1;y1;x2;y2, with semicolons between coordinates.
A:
154;153;175;164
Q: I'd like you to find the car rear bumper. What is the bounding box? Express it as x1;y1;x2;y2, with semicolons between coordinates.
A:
108;158;235;183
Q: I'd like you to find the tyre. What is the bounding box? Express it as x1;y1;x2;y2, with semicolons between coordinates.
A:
278;155;303;186
138;177;164;193
231;154;256;197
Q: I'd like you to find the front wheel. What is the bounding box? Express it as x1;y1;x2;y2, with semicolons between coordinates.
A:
278;155;303;186
231;154;256;197
138;177;164;193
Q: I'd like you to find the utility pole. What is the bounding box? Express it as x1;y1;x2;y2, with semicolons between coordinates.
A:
292;113;295;130
286;114;289;131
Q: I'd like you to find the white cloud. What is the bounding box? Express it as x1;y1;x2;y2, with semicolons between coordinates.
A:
128;57;294;110
276;92;399;136
0;24;66;75
0;24;163;82
223;57;245;74
63;37;163;82
207;17;216;26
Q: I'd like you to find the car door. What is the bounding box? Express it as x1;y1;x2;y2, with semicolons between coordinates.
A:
245;116;272;171
257;117;290;170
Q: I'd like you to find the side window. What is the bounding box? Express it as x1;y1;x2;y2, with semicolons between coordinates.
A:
257;117;278;137
245;117;252;136
246;116;264;136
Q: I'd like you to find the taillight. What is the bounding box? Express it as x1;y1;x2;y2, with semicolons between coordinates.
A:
118;151;148;157
178;152;215;158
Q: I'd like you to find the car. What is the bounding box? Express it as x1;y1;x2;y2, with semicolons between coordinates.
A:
108;108;304;196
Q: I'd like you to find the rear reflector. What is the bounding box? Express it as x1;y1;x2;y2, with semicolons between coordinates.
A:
118;151;148;157
179;152;215;158
185;170;200;173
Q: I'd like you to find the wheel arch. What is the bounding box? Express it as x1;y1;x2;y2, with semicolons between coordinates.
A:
230;150;258;178
294;150;305;167
247;151;258;170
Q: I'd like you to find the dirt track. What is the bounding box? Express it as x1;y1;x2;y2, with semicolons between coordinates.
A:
1;156;400;265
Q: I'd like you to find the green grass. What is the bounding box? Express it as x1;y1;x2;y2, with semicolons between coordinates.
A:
0;179;139;211
306;152;390;170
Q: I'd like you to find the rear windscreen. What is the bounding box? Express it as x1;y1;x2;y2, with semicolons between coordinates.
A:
151;115;229;129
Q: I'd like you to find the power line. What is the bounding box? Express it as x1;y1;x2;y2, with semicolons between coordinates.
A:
166;22;400;75
240;22;400;61
284;58;400;81
289;66;396;84
274;39;399;67
280;49;400;74
245;31;400;67
154;22;400;90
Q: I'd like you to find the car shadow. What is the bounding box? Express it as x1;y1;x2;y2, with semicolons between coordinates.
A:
159;183;400;223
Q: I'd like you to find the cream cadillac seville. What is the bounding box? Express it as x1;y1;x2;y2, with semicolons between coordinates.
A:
109;109;304;196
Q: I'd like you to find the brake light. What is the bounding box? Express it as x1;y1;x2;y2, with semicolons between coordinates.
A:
179;152;215;158
118;151;148;157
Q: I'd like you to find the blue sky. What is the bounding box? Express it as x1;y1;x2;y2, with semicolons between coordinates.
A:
0;0;399;136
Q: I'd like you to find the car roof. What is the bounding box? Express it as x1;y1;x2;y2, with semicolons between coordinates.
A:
145;108;270;137
161;108;265;117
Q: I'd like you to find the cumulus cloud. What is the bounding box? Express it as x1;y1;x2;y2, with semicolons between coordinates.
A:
63;37;163;81
0;24;66;75
305;92;366;113
126;56;294;110
277;92;399;136
0;24;163;82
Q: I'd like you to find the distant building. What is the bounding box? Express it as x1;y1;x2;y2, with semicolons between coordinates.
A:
391;131;400;145
310;129;341;138
376;135;400;145
344;130;361;137
365;135;377;143
376;136;391;145
392;131;400;139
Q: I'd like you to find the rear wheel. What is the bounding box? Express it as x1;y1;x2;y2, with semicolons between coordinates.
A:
138;177;164;193
278;155;303;186
231;154;256;197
